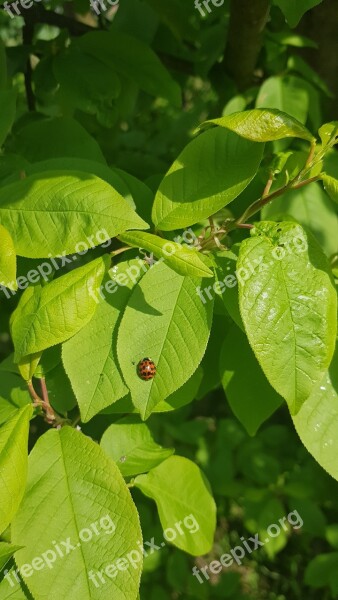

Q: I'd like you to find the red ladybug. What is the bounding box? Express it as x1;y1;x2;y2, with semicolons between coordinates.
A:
137;358;156;381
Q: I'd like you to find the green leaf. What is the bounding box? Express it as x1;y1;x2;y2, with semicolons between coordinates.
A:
134;456;216;555
321;173;338;206
288;56;333;98
256;76;310;125
62;259;145;422
0;405;32;534
53;44;121;126
152;128;264;230
11;256;109;361
44;363;77;414
213;247;244;330
238;221;337;413
304;553;338;589
0;90;16;147
273;0;323;27
0;370;31;426
77;31;181;107
0;171;148;259
0;225;17;291
319;123;338;147
0;542;23;570
117;262;213;419
220;326;283;436
154;368;203;412
293;344;338;481
118;231;213;278
100;417;174;477
11;427;143;600
200;108;314;143
262;182;338;258
0;569;29;598
12;117;106;164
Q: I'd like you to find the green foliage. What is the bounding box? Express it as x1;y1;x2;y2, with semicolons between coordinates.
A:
0;1;337;598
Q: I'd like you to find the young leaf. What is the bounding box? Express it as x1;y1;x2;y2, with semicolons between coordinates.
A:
0;171;148;259
0;90;16;147
318;123;338;147
0;405;32;534
293;345;338;482
100;417;174;477
0;224;17;290
62;260;145;422
0;542;23;570
134;456;216;555
11;427;143;600
321;173;338;205
152;128;264;231
200;108;315;143
220;326;283;436
11;256;109;361
238;222;337;414
118;231;213;278
117;262;213;419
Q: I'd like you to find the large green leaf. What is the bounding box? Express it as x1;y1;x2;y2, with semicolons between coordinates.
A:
220;326;283;436
135;456;216;556
293;345;338;481
0;171;148;259
11;257;109;361
100;417;174;477
238;222;337;413
152;128;264;230
11;427;142;600
0;224;17;291
117;262;213;419
0;405;32;534
0;90;16;147
118;231;213;278
62;260;145;422
273;0;323;27
77;31;181;107
262;182;338;258
200;108;314;143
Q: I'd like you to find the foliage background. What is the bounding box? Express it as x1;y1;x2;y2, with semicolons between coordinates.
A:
0;0;338;598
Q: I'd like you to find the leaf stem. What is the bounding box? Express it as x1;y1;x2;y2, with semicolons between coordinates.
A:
233;175;320;229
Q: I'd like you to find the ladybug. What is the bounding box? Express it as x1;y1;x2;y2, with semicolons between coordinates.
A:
137;358;156;381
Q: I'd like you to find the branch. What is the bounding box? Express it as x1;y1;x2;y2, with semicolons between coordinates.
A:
22;19;35;111
23;4;95;36
224;0;270;90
